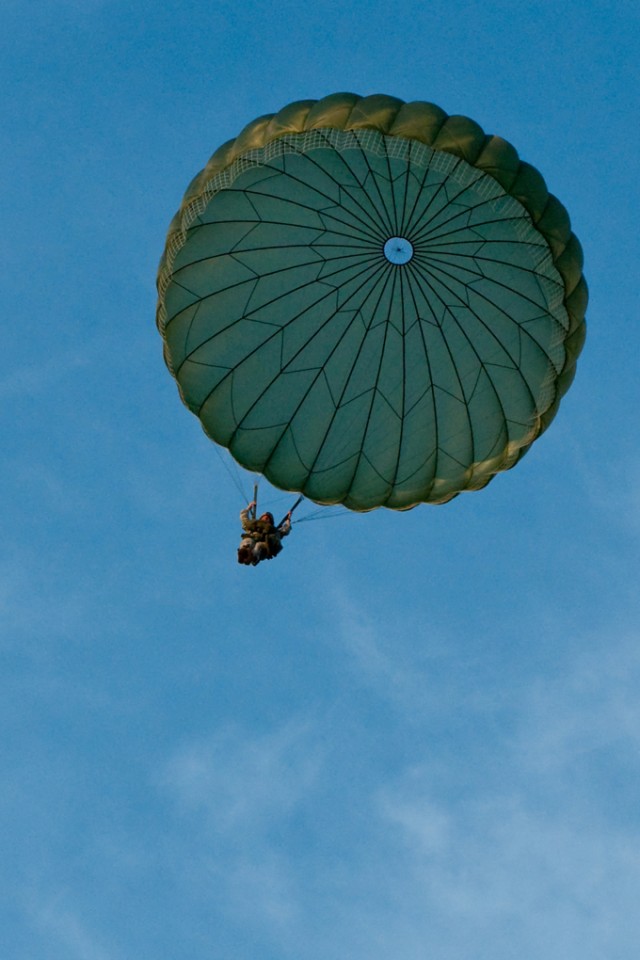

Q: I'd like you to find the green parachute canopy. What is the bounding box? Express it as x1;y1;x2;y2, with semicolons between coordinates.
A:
157;93;587;512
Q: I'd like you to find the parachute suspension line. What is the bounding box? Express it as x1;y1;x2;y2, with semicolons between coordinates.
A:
210;442;255;505
278;495;304;529
294;506;348;523
252;482;259;519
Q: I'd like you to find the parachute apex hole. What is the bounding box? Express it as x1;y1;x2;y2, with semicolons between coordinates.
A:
383;237;414;265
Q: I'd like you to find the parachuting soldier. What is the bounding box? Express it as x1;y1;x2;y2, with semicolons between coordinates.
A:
237;501;292;566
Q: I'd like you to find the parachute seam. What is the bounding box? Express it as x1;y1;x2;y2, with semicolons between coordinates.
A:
381;266;409;505
409;259;534;469
331;266;399;506
257;263;392;485
222;257;387;459
293;263;394;499
407;262;477;486
172;250;373;378
416;252;562;377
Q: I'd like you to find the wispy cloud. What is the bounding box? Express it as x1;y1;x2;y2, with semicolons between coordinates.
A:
324;584;442;709
367;628;640;960
29;892;118;960
372;786;640;960
162;719;323;836
153;621;640;960
160;719;325;939
516;631;640;778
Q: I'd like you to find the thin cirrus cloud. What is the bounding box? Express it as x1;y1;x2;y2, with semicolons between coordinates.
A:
161;720;324;835
158;720;325;939
155;621;640;960
28;894;117;960
365;628;640;959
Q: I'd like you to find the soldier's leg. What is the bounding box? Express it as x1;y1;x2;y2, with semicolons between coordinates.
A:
252;540;269;564
238;537;254;564
266;536;282;559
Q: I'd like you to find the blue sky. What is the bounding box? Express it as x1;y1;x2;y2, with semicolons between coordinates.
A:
2;1;639;958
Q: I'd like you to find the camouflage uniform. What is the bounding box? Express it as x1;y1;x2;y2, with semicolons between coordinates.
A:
238;506;291;565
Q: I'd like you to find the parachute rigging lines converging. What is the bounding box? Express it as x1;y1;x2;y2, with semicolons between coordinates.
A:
156;93;587;512
211;447;342;530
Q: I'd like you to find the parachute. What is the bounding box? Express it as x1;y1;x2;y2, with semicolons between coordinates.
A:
156;93;587;512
